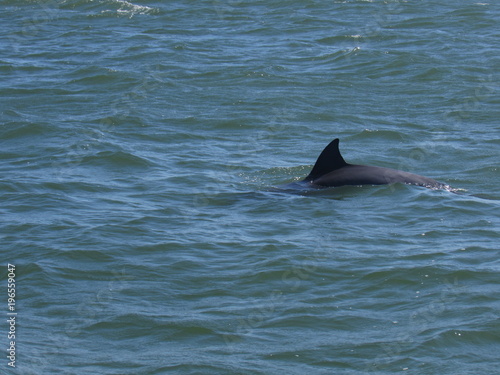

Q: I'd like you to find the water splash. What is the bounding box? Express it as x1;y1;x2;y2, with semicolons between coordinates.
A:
103;0;158;17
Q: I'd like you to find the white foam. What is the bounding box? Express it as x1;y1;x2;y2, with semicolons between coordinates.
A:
106;0;157;17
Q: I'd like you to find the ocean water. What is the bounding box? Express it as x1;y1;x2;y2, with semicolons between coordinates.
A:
1;0;499;374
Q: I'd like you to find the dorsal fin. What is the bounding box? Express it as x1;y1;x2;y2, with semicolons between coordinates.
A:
304;138;348;181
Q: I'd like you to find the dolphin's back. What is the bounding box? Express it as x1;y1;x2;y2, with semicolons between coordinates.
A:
310;164;446;189
302;138;448;189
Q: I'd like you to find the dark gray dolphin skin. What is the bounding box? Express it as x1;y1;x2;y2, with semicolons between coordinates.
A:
299;138;449;189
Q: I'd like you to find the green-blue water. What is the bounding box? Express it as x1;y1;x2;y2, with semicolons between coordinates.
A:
1;1;499;374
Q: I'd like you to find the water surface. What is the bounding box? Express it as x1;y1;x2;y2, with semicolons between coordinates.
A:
1;0;499;374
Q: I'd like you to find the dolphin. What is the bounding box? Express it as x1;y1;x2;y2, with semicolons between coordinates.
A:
294;138;449;190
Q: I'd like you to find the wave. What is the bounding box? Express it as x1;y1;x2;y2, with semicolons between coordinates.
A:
59;0;160;17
